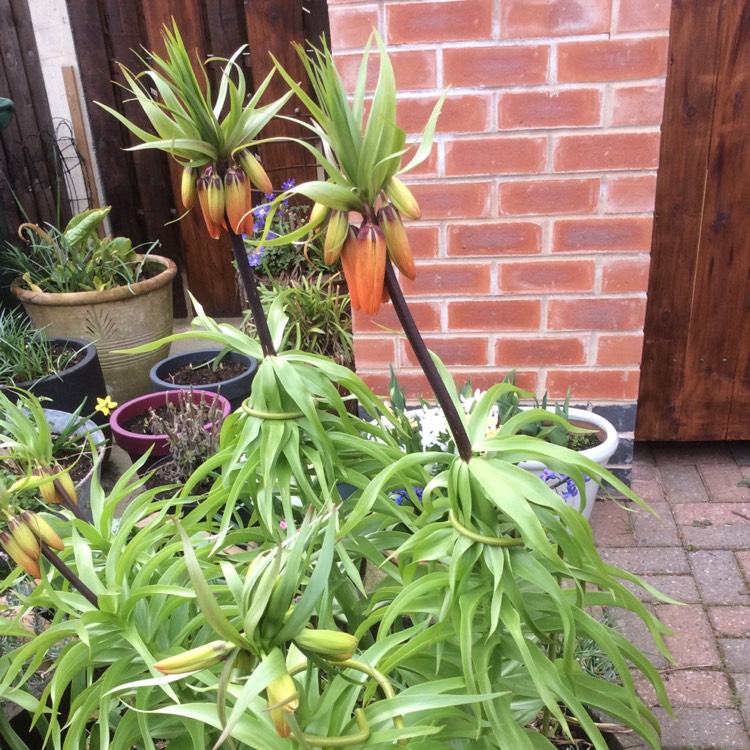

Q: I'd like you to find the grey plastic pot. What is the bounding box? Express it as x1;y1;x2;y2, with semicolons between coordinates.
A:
44;408;106;520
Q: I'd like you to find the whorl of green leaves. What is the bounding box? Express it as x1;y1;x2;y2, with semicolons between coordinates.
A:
97;20;291;168
264;32;445;228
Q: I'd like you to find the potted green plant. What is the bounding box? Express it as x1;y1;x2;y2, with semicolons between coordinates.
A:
385;373;620;520
109;388;231;468
0;389;104;522
0;308;109;432
257;272;353;368
0;27;673;750
6;206;177;402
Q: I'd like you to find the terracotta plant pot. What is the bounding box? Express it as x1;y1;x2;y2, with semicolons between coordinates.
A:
109;389;231;468
1;337;109;434
149;349;258;411
11;255;177;403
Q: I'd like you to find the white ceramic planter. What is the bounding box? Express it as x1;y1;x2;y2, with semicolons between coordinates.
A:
518;407;619;520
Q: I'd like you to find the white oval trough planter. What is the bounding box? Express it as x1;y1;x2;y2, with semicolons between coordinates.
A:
518;407;619;521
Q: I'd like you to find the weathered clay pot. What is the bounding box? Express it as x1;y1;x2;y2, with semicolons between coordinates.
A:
12;255;177;403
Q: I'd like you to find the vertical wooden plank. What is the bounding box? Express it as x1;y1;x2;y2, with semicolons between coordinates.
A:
141;0;240;315
65;0;144;241
244;0;321;191
0;0;59;225
698;0;750;439
635;0;725;440
302;0;330;49
62;66;102;209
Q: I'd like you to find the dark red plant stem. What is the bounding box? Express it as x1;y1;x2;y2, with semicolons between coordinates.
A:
228;227;277;357
53;478;89;523
40;542;99;608
383;259;473;462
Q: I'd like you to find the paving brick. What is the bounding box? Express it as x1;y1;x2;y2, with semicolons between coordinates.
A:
600;547;689;576
607;606;671;670
633;502;680;547
720;638;750;672
729;442;750;466
636;669;734;708
659;464;709;503
652;442;737;465
736;551;750;582
656;604;722;668
732;673;750;729
709;606;750;637
590;499;637;547
674;504;750;550
699;463;750;502
633;443;657;466
627;574;700;605
689;551;750;606
650;706;749;749
630;478;664;503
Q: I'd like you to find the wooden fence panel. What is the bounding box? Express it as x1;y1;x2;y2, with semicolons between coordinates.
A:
0;0;66;232
67;0;328;316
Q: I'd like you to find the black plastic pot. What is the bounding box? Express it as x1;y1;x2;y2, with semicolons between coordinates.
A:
149;349;258;411
1;337;109;433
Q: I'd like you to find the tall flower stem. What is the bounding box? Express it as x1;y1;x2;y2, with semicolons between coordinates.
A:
383;259;473;462
40;541;98;608
228;227;277;357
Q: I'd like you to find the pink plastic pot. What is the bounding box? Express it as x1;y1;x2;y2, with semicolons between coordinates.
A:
109;389;231;466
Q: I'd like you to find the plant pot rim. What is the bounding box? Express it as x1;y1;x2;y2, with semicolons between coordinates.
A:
149;349;258;391
10;254;177;307
518;406;619;470
0;337;100;390
109;389;231;457
43;407;106;490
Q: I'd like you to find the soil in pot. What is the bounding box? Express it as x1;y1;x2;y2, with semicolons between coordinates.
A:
163;359;248;387
55;445;94;486
121;405;173;435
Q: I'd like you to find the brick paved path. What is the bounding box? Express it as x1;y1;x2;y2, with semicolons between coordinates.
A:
591;442;750;750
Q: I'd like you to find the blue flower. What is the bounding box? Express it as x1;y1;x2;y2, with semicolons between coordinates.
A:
540;468;558;483
247;247;266;267
561;479;579;499
391;486;424;506
281;178;296;190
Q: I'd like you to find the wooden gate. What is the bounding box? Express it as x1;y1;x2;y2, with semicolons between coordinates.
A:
67;0;328;316
636;0;750;441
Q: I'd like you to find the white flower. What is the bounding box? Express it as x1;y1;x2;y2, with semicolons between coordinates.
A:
416;406;450;451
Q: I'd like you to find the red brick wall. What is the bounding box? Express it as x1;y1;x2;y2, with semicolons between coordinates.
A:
328;0;671;405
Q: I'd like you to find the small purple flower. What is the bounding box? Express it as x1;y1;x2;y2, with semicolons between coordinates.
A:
263;193;275;203
247;247;266;267
281;178;296;190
